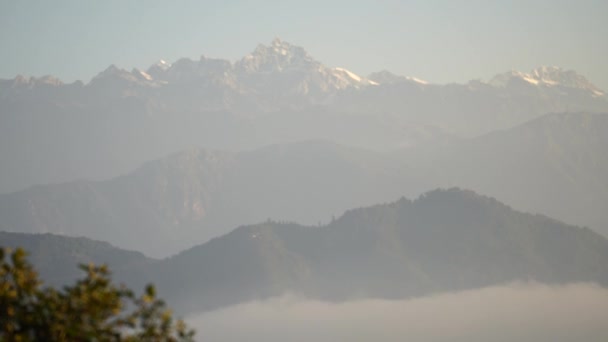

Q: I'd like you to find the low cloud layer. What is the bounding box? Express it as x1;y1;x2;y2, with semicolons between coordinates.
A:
188;283;608;342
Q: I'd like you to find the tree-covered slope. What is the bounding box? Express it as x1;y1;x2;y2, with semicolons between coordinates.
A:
2;112;607;259
3;188;608;314
154;188;608;313
0;231;155;287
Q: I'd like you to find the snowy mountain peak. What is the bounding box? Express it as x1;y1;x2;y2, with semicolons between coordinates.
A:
334;67;362;82
267;37;303;56
407;77;429;85
33;75;63;86
531;65;561;78
155;59;172;70
530;66;602;93
8;75;63;88
91;65;133;81
270;37;287;49
89;64;158;87
490;67;604;96
145;59;176;80
367;70;429;85
238;39;315;73
332;67;378;86
132;68;153;81
256;38;307;57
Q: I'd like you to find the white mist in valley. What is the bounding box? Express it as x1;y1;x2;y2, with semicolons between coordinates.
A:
188;283;608;342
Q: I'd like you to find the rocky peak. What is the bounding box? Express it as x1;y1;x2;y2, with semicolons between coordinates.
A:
237;38;317;73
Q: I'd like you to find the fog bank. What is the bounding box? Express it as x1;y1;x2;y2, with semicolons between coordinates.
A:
188;283;608;342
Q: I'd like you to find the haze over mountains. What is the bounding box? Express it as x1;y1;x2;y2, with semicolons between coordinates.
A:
2;37;608;341
0;231;153;287
1;111;607;257
1;39;606;193
3;189;608;316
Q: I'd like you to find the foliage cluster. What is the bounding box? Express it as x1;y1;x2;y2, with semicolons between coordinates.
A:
0;248;194;341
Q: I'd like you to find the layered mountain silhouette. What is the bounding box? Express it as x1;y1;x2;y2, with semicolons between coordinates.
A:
0;231;154;287
1;39;606;193
403;111;608;235
0;142;404;257
1;112;606;257
3;189;608;314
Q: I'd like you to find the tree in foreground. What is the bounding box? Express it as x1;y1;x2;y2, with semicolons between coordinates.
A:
0;248;195;341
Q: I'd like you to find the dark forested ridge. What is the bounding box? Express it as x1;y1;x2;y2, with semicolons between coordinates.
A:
156;188;608;313
4;188;607;314
0;231;156;287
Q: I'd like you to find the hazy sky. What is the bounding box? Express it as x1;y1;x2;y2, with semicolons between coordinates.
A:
1;0;607;89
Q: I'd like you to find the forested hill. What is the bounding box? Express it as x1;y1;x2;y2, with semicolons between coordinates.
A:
0;231;156;287
3;188;608;314
156;188;608;313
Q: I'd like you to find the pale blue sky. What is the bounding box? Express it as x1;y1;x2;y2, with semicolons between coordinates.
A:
1;0;607;89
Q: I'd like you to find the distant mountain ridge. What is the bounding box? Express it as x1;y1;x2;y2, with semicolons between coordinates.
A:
1;112;607;257
0;141;401;257
489;66;604;96
0;231;155;287
2;38;605;115
3;188;608;314
1;39;607;193
4;41;603;97
403;111;608;233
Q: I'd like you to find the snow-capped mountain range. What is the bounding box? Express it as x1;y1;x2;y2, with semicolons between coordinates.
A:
0;39;607;193
489;66;604;96
4;38;604;98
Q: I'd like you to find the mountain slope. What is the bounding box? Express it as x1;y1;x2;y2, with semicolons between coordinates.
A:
3;189;608;314
0;141;406;257
1;112;608;257
155;188;608;313
489;66;605;96
404;112;608;232
0;148;237;257
0;231;155;287
334;66;608;137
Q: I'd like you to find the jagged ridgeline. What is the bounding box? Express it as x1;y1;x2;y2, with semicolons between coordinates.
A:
1;39;607;194
3;189;607;314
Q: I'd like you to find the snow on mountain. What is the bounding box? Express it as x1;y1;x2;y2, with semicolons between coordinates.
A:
407;77;429;85
132;68;153;81
1;39;608;195
236;38;316;73
156;59;172;71
13;39;604;100
88;64;165;90
334;67;362;82
367;70;428;85
147;56;235;86
1;75;64;89
32;75;64;86
226;38;379;105
92;65;139;83
489;66;604;96
333;67;378;86
146;59;172;79
1;40;605;111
